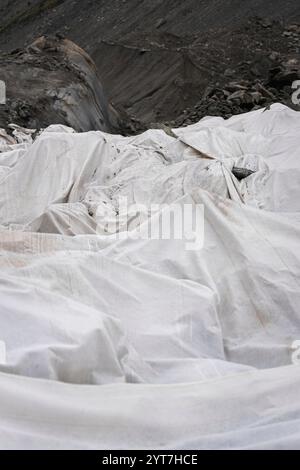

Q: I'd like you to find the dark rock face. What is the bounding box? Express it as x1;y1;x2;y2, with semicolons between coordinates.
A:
0;2;299;131
0;36;134;133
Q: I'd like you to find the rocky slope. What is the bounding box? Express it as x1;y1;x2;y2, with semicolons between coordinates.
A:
0;36;135;133
0;0;299;131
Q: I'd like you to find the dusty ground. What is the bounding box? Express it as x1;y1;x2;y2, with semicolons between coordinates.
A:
0;0;299;131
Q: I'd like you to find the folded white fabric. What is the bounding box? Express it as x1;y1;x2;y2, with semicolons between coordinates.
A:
0;104;299;449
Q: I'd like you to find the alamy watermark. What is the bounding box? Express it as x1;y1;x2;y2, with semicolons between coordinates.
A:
95;197;205;251
291;340;300;365
0;80;6;105
292;80;300;105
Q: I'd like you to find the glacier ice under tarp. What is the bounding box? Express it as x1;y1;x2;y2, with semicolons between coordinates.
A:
0;104;299;449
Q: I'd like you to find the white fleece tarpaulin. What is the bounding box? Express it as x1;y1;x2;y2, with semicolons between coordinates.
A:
0;103;299;449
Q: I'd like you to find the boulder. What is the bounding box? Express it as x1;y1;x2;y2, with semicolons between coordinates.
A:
0;36;133;134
